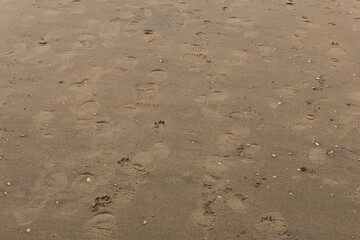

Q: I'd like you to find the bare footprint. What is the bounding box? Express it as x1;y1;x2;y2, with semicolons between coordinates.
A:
203;156;228;183
194;91;227;114
223;193;246;213
131;142;170;170
32;163;68;196
83;212;116;240
13;198;47;225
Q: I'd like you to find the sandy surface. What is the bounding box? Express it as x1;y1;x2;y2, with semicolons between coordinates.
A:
0;0;360;239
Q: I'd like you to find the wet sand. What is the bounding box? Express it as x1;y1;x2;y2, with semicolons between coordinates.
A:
0;0;360;239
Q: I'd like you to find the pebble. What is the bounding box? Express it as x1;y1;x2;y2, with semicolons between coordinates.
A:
86;177;92;182
0;156;3;160
86;164;91;167
314;142;320;146
158;59;164;63
6;182;11;186
271;154;276;158
26;228;31;233
300;167;307;172
245;143;251;147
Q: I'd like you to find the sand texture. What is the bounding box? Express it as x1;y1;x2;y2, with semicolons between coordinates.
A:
0;0;360;239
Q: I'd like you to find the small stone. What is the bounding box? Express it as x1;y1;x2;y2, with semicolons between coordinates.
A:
3;192;8;195
0;156;3;160
6;182;11;186
277;101;282;105
158;59;164;63
143;220;147;225
86;177;92;182
245;143;251;147
271;154;276;158
26;228;31;233
300;167;307;172
86;164;91;167
314;142;320;146
312;87;317;90
59;80;63;83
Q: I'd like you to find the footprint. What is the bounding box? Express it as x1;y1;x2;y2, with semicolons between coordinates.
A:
135;82;158;103
256;212;292;239
193;156;228;229
217;125;251;156
215;59;244;75
131;142;170;170
33;163;68;196
116;56;139;71
257;45;277;63
192;200;217;230
223;193;246;213
203;156;228;182
225;17;253;32
83;212;116;240
194;91;227;114
232;49;249;62
217;133;240;156
181;43;209;63
71;169;115;194
146;69;168;82
13;198;47;225
52;191;84;216
275;86;300;99
32;110;55;135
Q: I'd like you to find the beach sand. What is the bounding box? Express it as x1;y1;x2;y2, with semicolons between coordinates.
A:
0;0;360;239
